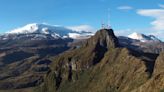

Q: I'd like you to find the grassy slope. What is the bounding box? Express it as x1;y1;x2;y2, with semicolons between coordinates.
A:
37;48;155;92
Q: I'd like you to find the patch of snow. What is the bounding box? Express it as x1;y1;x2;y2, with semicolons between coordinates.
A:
51;33;60;39
7;23;39;34
42;27;49;34
68;33;81;39
148;35;161;42
128;32;161;42
34;34;47;39
128;32;145;40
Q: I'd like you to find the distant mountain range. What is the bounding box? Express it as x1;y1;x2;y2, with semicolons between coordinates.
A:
118;32;164;54
0;23;163;54
1;23;94;40
0;23;162;42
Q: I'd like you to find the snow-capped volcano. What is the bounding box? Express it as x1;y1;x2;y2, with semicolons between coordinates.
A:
128;32;161;42
3;23;94;40
7;23;72;36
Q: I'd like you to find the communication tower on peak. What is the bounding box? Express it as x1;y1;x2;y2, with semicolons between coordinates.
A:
101;8;112;29
107;8;111;29
101;21;105;29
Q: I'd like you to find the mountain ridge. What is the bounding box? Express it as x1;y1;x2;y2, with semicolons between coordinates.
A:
35;29;163;92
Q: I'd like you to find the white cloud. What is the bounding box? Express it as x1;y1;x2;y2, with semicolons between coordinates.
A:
137;9;164;31
67;25;95;32
159;4;164;8
117;6;133;11
137;9;164;40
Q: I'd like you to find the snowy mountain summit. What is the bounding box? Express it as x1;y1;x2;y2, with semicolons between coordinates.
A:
2;23;94;40
128;32;161;42
7;23;72;36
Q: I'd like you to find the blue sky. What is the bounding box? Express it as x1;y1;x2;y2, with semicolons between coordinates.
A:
0;0;164;40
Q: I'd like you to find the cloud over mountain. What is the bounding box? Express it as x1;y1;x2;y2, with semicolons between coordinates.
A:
66;25;95;32
137;9;164;31
137;9;164;40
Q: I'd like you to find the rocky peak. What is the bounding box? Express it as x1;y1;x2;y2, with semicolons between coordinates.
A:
87;29;119;49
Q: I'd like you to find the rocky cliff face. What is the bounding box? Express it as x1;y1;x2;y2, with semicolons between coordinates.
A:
86;29;119;49
154;52;164;75
35;29;163;92
132;52;164;92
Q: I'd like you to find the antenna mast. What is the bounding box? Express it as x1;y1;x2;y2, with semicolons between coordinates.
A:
107;8;111;29
101;8;111;29
101;20;105;29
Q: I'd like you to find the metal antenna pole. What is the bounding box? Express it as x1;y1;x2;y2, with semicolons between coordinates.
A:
107;8;111;29
101;20;105;29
